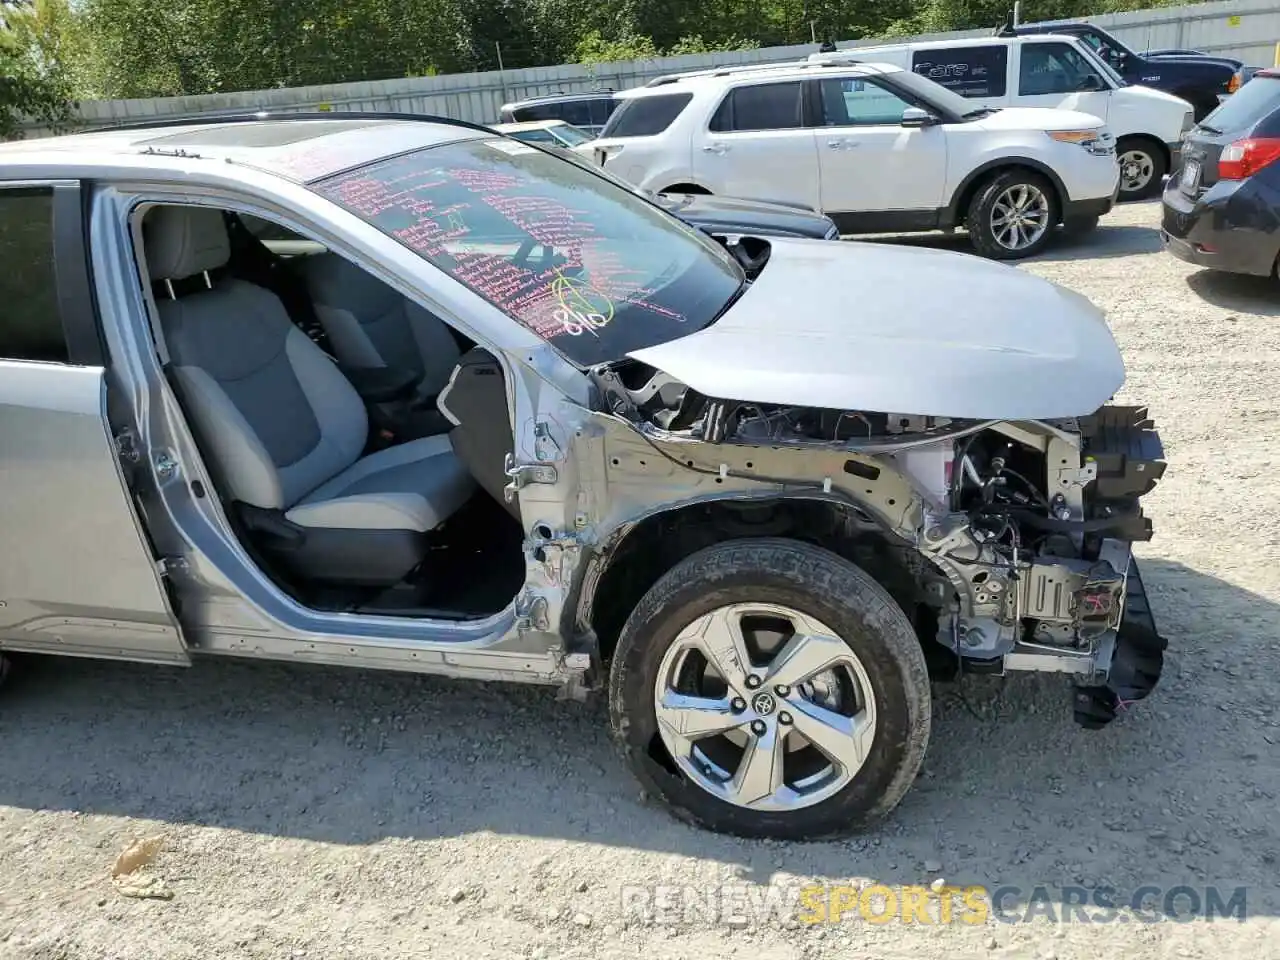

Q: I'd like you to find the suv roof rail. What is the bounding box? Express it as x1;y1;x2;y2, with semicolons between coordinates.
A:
644;57;867;87
95;109;502;138
645;60;805;86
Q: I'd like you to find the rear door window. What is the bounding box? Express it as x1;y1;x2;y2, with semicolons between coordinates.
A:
512;102;570;124
911;45;1009;98
554;100;594;128
589;97;619;128
601;93;694;137
0;187;68;364
710;81;804;132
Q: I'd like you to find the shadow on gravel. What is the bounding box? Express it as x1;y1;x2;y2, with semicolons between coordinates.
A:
859;222;1162;263
1186;269;1280;318
1031;223;1164;263
1;559;1276;913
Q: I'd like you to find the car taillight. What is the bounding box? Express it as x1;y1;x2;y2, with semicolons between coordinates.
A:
1219;137;1280;179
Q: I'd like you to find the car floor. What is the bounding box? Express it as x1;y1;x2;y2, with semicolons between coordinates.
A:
356;492;528;618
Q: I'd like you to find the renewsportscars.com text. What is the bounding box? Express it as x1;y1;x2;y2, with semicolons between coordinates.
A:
619;883;1248;927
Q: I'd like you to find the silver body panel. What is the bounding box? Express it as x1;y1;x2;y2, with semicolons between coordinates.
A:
0;361;186;663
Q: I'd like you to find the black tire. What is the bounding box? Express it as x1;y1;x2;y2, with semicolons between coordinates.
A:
1116;136;1168;201
608;538;930;840
1060;215;1101;239
965;169;1059;261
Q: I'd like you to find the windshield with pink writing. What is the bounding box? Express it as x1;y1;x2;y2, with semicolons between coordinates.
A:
311;138;744;367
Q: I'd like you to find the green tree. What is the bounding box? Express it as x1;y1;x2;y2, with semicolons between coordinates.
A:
74;0;472;99
50;0;1219;103
572;29;659;65
667;34;760;55
0;0;76;139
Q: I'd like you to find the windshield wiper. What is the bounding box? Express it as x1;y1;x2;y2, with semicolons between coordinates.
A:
962;107;999;119
1196;123;1223;135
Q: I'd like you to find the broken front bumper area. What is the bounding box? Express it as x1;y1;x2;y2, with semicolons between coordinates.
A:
1073;405;1168;729
1073;556;1167;729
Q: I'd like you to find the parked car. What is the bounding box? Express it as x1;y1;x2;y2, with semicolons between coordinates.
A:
591;59;1121;259
809;34;1195;200
498;92;619;136
1007;19;1257;120
1161;67;1280;278
0;113;1168;839
492;119;597;152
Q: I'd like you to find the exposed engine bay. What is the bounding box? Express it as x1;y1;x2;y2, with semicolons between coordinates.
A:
593;360;1168;728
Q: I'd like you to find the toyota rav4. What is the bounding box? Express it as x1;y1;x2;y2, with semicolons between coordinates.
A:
0;114;1166;839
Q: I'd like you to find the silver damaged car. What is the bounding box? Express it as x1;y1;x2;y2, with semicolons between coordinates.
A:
0;114;1167;839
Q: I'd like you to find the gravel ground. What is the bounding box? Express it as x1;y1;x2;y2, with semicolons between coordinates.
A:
3;199;1280;960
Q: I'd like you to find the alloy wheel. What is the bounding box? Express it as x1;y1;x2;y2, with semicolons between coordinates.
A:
989;182;1050;252
652;602;878;812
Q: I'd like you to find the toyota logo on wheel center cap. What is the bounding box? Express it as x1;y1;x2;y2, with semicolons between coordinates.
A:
751;692;777;716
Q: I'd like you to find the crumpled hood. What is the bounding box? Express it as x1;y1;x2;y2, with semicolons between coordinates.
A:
627;238;1125;420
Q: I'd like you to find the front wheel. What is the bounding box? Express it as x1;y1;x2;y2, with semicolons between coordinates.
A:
966;170;1059;260
1116;137;1168;201
608;538;931;840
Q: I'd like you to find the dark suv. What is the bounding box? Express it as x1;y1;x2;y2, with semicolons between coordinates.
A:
497;92;619;136
1010;20;1254;121
1161;69;1280;278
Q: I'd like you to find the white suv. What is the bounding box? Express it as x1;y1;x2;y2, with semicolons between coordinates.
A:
811;34;1196;200
591;60;1121;259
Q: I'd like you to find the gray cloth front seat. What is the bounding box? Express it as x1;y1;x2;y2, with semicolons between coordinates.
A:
143;205;475;586
299;253;461;405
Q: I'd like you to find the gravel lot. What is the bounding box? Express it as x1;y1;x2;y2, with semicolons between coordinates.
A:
3;199;1279;960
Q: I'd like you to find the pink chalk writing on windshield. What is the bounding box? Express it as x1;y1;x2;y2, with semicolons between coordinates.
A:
318;153;693;342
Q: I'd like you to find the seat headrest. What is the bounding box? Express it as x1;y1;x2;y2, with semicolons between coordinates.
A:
144;205;231;281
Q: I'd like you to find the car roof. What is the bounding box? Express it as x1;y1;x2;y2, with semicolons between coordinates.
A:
846;33;1074;52
619;60;902;97
0;116;491;184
